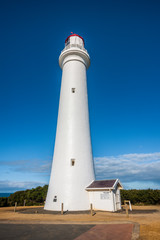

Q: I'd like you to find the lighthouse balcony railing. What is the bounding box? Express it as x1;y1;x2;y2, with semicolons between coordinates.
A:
63;44;88;53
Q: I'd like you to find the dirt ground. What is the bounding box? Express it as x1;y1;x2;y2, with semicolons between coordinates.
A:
0;205;160;240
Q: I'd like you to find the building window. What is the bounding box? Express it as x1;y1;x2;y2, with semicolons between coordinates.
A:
71;159;75;166
65;39;70;46
53;196;57;202
71;88;75;93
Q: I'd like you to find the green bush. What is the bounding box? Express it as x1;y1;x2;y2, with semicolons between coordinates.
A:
0;197;9;207
121;189;160;205
7;185;48;207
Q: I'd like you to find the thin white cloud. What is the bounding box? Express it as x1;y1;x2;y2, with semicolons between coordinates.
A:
15;162;52;174
0;160;28;166
0;180;46;192
1;159;52;175
94;152;160;189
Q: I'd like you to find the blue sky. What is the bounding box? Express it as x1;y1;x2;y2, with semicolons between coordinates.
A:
0;0;160;192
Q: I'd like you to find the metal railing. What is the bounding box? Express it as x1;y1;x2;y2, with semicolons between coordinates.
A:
63;44;88;53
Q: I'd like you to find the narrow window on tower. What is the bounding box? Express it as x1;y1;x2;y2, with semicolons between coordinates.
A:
71;88;75;93
71;159;75;166
53;196;57;202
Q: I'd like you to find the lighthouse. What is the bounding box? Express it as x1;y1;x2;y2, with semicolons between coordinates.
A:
44;34;95;211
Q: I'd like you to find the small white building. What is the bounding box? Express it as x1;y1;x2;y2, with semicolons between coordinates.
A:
86;179;123;212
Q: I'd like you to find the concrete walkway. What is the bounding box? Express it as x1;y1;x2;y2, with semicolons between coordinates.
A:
0;223;139;240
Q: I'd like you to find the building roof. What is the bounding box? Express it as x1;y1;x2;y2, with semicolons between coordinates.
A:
86;179;123;190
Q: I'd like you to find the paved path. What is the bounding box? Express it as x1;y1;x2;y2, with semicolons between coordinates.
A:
74;224;133;240
0;223;137;240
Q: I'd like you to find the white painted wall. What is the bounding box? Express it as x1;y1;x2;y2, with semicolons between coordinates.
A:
88;191;114;211
115;188;121;210
44;36;95;211
88;189;122;212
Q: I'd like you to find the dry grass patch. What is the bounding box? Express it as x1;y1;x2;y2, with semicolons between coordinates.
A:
140;222;160;240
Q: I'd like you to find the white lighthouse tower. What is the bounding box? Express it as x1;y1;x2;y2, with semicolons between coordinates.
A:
44;34;95;211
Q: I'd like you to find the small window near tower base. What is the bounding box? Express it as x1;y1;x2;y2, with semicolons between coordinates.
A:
71;88;75;93
53;196;57;202
71;159;75;166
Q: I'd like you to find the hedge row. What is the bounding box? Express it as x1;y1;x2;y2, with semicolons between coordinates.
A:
121;189;160;205
1;187;160;207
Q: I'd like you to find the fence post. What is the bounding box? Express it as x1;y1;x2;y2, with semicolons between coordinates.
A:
125;203;129;218
61;203;64;215
24;200;26;206
14;202;17;212
90;203;93;216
